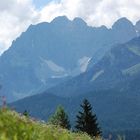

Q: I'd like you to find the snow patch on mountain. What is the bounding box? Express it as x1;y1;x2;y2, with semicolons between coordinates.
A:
35;57;67;84
44;59;65;73
91;70;104;81
51;74;68;78
122;63;140;76
78;56;91;72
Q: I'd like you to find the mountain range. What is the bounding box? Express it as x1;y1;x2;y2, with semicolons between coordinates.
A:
0;16;139;102
0;16;140;138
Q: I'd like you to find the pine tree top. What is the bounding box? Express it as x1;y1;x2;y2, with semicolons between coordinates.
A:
75;99;102;137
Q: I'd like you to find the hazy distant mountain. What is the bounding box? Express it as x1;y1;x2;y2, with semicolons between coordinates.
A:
112;17;137;43
0;16;138;102
45;37;140;97
10;37;140;135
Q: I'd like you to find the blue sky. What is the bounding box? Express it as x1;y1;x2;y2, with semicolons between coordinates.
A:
33;0;52;8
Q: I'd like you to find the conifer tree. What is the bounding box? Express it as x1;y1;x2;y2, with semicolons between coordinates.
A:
23;110;29;117
49;105;71;130
75;99;101;137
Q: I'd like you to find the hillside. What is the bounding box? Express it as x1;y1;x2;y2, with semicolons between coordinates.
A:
0;108;94;140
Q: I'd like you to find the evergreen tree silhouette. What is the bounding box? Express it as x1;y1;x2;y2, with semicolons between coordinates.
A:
75;99;101;137
23;110;29;117
49;105;71;130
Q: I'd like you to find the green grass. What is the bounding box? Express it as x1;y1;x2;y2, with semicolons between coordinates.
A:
0;108;101;140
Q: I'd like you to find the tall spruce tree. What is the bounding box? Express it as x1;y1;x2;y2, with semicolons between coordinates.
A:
75;99;101;137
48;105;71;130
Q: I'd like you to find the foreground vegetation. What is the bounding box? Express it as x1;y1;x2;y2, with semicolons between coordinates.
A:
0;108;101;140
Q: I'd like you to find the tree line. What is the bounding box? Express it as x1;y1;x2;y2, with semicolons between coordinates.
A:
23;99;102;137
23;99;102;138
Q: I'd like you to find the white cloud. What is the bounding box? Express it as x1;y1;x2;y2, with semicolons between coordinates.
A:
0;0;39;54
40;0;140;27
0;0;140;54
